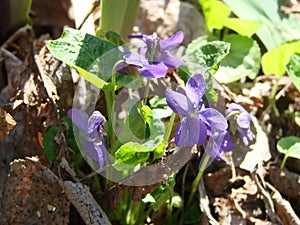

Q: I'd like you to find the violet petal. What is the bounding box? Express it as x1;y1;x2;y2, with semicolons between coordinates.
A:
166;88;189;116
68;108;89;136
221;132;235;152
186;74;206;109
159;51;186;69
139;62;168;78
93;139;108;169
199;108;228;131
87;111;104;141
205;131;226;160
237;112;251;129
175;116;201;146
160;31;184;50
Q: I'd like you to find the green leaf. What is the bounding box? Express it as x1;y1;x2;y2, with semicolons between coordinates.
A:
286;53;300;92
149;97;173;119
143;175;176;211
214;34;261;83
184;202;202;224
117;98;165;147
153;140;166;160
99;0;139;38
185;36;230;70
277;136;300;160
223;18;261;37
198;0;230;31
198;0;260;36
140;104;153;125
183;36;230;101
114;142;152;166
116;75;144;90
262;41;300;77
143;118;165;149
129;102;151;140
198;0;230;30
43;126;59;161
96;30;126;46
224;0;300;50
113;119;165;169
48;28;121;88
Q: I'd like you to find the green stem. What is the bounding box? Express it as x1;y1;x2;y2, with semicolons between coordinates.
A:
164;112;176;143
280;155;288;169
104;90;114;148
166;186;174;221
186;153;211;209
104;63;118;149
270;79;279;100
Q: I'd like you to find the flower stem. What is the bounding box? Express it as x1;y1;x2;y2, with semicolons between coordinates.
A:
280;154;288;169
186;153;210;209
164;112;176;143
105;63;119;149
104;90;114;149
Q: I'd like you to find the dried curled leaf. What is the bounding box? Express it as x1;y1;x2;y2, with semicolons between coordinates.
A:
0;108;16;139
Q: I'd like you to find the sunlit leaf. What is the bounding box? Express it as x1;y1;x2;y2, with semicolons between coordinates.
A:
185;36;230;70
198;0;230;30
149;96;173;119
262;41;300;77
48;28;121;88
115;141;152;166
214;34;261;83
224;0;300;50
223;18;260;37
183;36;230;101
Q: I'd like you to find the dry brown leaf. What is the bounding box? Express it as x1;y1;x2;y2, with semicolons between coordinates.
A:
232;116;271;172
0;108;16;139
0;156;70;225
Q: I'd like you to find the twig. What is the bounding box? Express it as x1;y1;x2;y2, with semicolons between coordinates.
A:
76;0;100;30
252;173;283;224
61;181;111;225
266;182;300;225
198;179;219;225
59;159;111;225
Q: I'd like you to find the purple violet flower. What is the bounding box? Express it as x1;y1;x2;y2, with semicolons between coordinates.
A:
226;103;254;146
68;108;108;168
119;31;186;78
166;74;232;159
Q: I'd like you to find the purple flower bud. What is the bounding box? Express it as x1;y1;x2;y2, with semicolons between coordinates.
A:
226;103;254;146
68;108;108;169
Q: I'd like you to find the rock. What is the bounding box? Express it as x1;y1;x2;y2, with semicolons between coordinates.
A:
135;0;205;45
